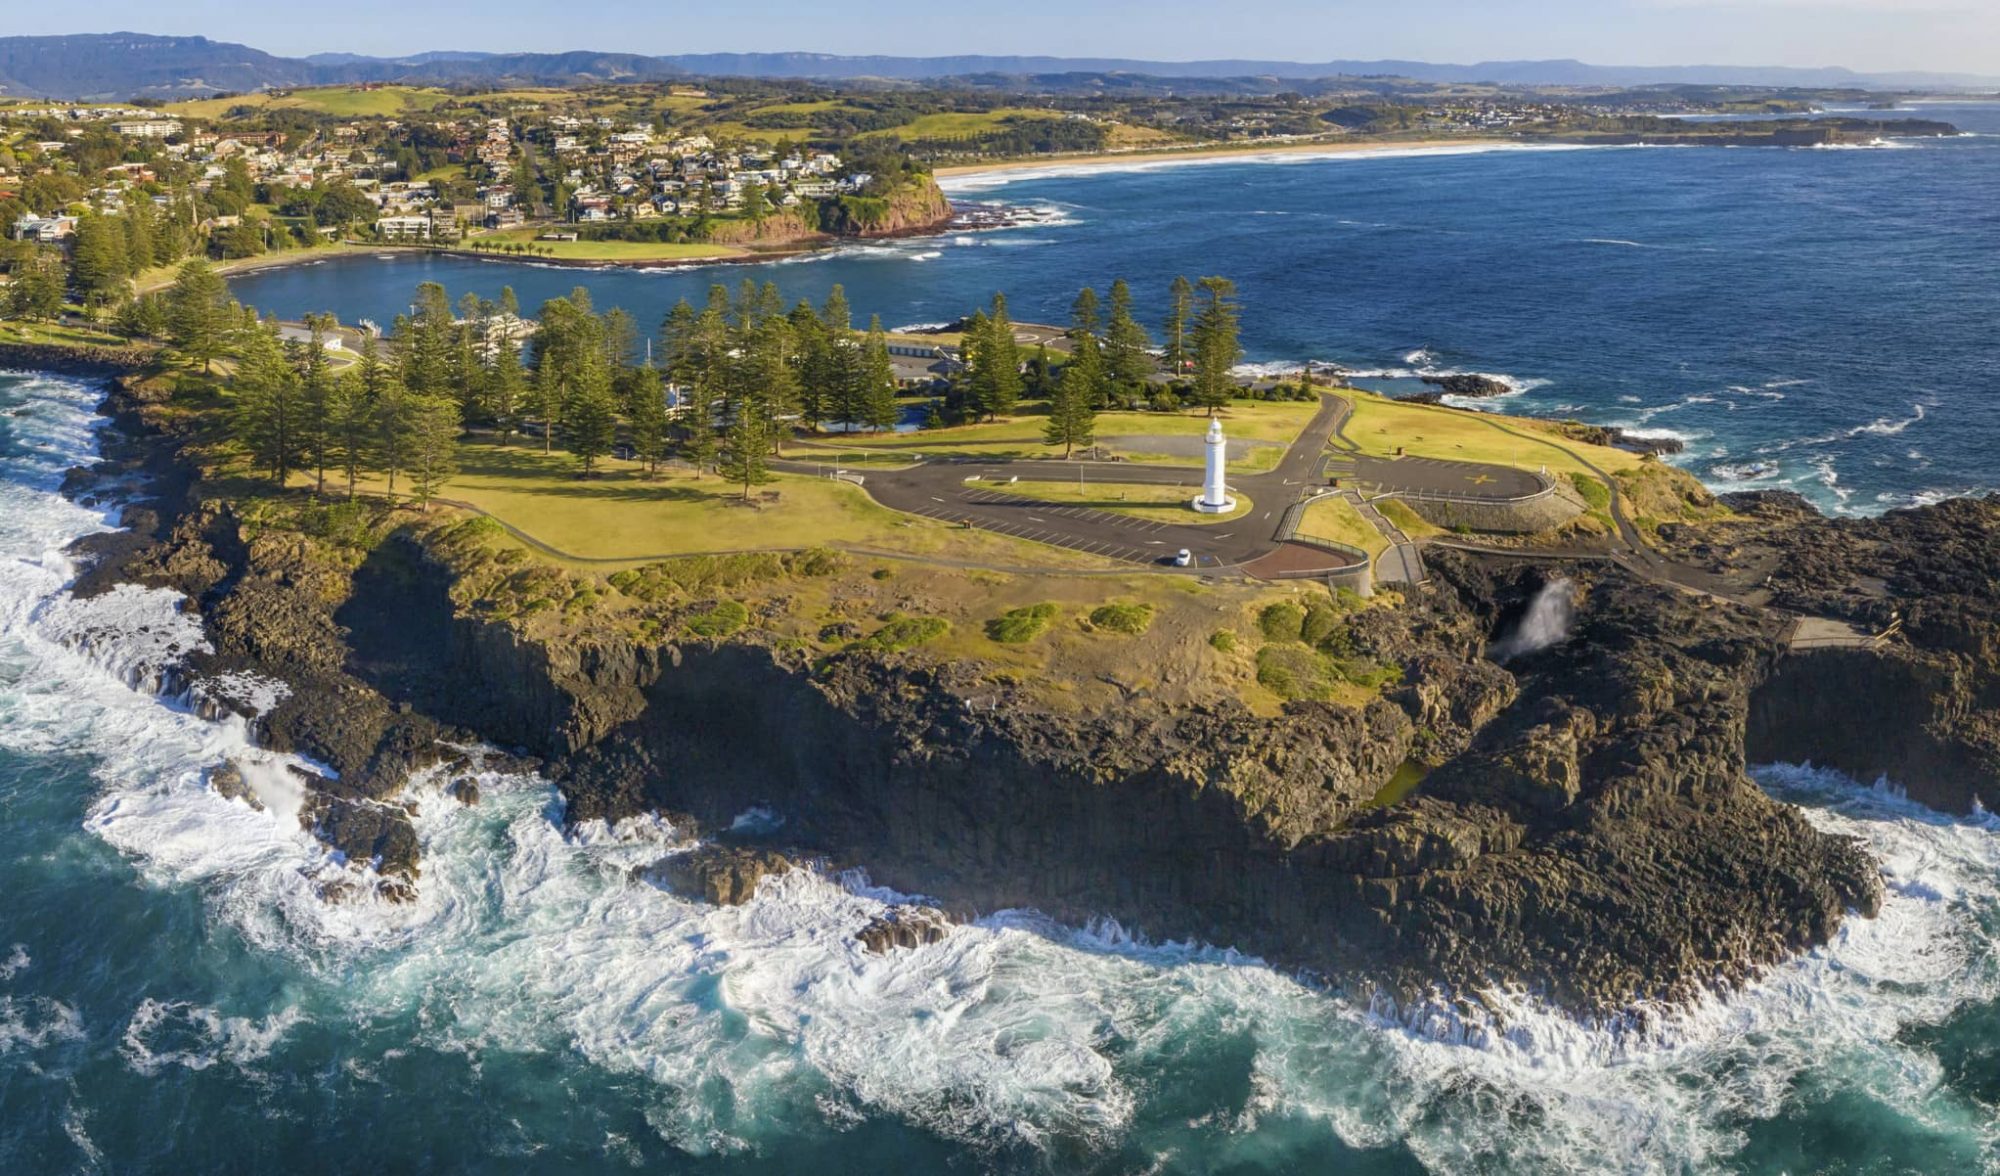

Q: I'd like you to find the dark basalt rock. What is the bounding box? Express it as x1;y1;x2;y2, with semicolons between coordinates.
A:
858;906;956;953
1420;373;1513;399
647;845;797;906
60;362;2000;1018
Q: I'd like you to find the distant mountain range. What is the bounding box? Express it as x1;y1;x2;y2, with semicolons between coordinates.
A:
1;33;1994;101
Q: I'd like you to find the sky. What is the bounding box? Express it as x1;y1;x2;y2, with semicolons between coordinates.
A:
10;0;2000;75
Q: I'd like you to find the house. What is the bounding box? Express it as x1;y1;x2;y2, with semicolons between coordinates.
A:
376;214;432;241
277;323;346;351
11;214;78;242
111;119;181;139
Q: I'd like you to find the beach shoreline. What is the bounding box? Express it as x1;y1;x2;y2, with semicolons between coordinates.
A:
933;136;1500;181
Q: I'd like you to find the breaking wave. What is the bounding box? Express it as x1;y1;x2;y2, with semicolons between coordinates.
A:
9;370;2000;1169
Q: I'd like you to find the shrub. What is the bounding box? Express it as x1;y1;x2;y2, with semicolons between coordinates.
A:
1209;629;1238;653
1088;602;1154;635
986;603;1060;644
1568;472;1613;511
1255;644;1326;701
1255;644;1403;701
1257;601;1306;643
1300;598;1342;646
684;599;750;639
853;613;949;653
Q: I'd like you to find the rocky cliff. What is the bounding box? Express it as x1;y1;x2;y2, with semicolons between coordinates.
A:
66;373;2000;1020
705;177;955;247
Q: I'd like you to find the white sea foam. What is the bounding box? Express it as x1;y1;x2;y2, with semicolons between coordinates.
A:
119;998;305;1076
11;371;2000;1166
936;141;1621;193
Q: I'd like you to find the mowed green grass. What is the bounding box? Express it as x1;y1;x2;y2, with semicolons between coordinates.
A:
860;109;1065;141
466;231;745;262
1297;494;1389;558
167;86;452;119
806;401;1319;465
1002;480;1254;524
1341;390;1645;478
325;441;1119;568
0;319;131;347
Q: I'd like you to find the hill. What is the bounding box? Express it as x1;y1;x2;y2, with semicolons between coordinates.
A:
0;33;1993;100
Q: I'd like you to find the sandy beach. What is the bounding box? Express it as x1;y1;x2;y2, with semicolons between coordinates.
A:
933;136;1497;181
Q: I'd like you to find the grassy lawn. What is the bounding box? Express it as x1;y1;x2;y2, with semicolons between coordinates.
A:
804;401;1319;465
1341;390;1645;479
1001;480;1254;524
1376;498;1445;541
861;109;1063;141
1106;124;1184;148
462;230;746;262
0;320;129;348
1297;495;1389;558
322;441;1122;569
167;86;452;120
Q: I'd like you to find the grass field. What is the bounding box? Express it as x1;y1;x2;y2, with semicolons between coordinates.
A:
166;86;453;119
1297;495;1389;557
1001;480;1254;524
321;442;1120;568
1340;390;1645;479
1376;498;1445;541
0;320;130;347
463;230;746;262
860;109;1064;141
805;401;1319;466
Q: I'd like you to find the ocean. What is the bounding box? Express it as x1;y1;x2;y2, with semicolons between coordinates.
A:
4;104;2000;1173
229;102;2000;517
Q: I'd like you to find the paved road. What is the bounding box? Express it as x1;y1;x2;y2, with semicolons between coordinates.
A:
784;395;1552;576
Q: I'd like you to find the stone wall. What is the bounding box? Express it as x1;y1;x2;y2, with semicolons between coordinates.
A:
1398;484;1585;535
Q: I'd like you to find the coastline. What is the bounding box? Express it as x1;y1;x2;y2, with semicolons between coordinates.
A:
17;341;1922;1020
934;136;1502;181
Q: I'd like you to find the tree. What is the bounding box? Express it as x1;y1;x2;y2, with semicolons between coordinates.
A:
399;282;456;398
231;322;303;485
1163;275;1194;378
1070;286;1101;340
531;295;605;453
485;338;526;440
294;312;338;493
355;331;390;400
328;373;374;501
70;215;129;311
567;374;618;474
718;403;774;501
403;394;461;511
165;259;234;373
1190;276;1242;414
375;377;411;496
5;248;65;322
623;361;665;474
1104;278;1153;394
1045;341;1102;458
967;294;1023;420
859;316;901;433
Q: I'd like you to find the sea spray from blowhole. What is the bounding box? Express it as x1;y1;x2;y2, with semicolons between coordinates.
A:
1490;578;1577;662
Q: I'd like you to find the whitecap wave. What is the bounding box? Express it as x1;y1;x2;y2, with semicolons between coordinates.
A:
11;371;2000;1167
935;141;1623;193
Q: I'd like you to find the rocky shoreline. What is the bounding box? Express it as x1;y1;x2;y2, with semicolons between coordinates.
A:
49;362;2000;1021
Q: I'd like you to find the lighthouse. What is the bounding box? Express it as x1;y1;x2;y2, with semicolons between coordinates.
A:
1191;416;1237;514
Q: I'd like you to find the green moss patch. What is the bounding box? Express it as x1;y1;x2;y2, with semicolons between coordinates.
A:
853;613;950;653
1088;602;1155;635
986;603;1061;644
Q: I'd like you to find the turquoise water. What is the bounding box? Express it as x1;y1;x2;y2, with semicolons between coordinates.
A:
10;110;2000;1172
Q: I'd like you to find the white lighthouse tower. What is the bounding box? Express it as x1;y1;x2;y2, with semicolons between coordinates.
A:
1191;416;1237;514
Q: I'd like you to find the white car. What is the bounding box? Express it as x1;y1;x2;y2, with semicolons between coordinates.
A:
1173;548;1194;567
